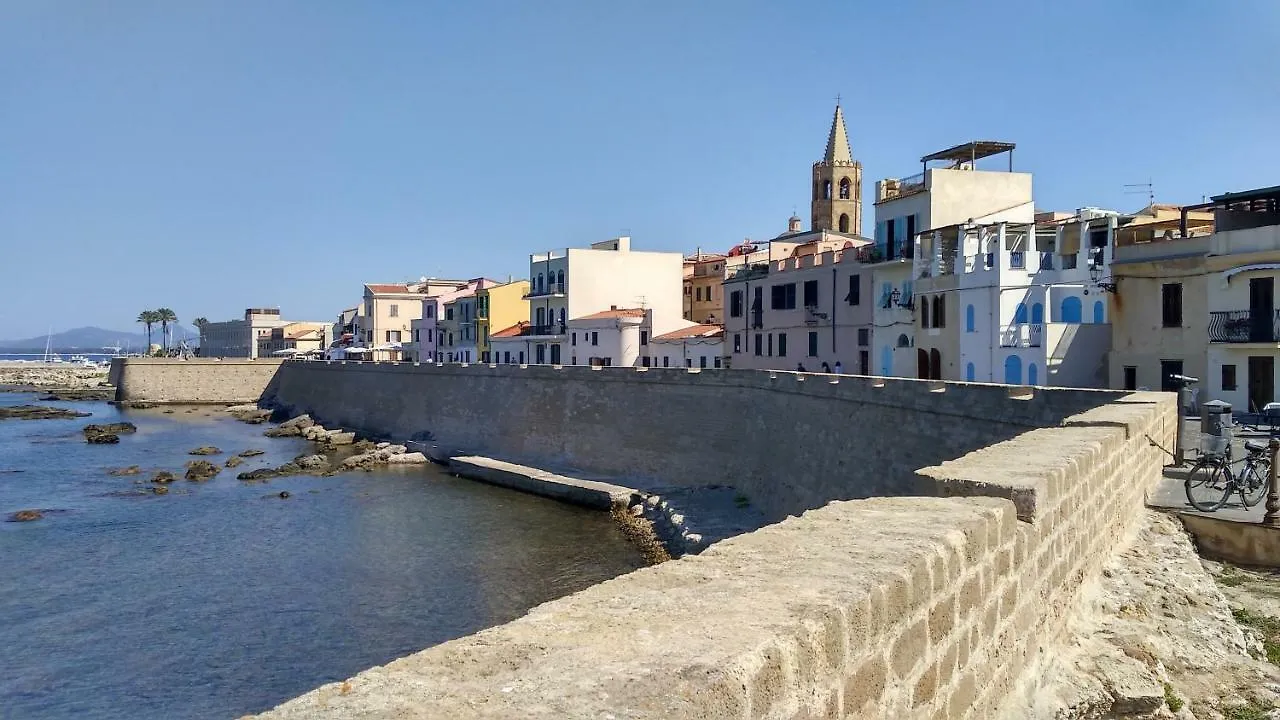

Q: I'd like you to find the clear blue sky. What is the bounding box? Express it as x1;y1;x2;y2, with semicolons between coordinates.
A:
2;1;1277;338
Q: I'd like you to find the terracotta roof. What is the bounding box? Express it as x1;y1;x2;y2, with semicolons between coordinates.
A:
491;321;530;339
652;324;724;341
365;283;412;294
574;308;647;321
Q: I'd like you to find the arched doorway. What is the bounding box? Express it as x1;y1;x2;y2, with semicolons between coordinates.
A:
917;348;930;379
1031;303;1044;324
1060;296;1082;323
966;362;975;381
1093;300;1105;324
1028;363;1038;386
929;349;942;380
1003;355;1023;384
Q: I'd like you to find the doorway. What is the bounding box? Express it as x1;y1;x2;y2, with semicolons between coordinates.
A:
1159;359;1183;393
1248;356;1275;414
1250;277;1275;342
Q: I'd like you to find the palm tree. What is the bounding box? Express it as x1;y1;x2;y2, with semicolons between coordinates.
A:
136;311;159;352
192;317;208;329
155;308;177;352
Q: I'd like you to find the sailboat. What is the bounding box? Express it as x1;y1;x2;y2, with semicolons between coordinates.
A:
42;329;64;364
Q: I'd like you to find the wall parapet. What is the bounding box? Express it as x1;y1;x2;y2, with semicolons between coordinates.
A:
110;357;285;404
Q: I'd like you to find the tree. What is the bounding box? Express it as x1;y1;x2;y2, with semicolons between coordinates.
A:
192;317;208;329
136;310;159;351
155;308;177;352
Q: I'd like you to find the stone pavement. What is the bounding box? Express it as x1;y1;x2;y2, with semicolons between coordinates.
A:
1147;417;1275;523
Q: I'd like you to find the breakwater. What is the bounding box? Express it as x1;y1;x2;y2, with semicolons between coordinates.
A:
111;358;1177;717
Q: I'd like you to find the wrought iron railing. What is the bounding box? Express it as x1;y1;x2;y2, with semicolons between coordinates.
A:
1209;310;1280;343
530;323;566;336
999;323;1043;348
523;283;566;299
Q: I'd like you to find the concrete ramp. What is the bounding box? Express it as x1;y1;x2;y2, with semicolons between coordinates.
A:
447;456;635;510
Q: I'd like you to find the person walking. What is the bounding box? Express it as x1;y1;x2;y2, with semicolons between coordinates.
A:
796;363;806;372
834;360;843;374
821;361;831;373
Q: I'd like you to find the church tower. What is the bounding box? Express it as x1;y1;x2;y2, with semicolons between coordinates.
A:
811;103;863;235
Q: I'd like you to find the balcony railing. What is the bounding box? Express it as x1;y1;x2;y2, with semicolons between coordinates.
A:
524;283;566;299
1209;310;1280;343
530;323;566;337
999;323;1043;348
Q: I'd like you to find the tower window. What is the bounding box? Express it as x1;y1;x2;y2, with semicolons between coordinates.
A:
823;180;832;200
839;177;851;199
839;213;850;233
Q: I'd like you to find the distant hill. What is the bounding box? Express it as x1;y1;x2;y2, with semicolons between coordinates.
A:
0;326;199;352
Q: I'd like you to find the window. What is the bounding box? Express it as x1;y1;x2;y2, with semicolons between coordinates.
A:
642;356;650;367
858;328;869;346
706;286;713;302
550;345;561;364
426;305;435;319
859;350;869;375
571;356;577;365
932;295;945;328
838;177;851;199
695;287;702;302
388;303;398;318
733;333;741;353
556;270;564;289
663;356;670;367
591;331;599;346
503;352;510;364
714;356;722;368
771;283;797;310
558;308;566;325
730;290;743;317
778;333;787;357
1009;252;1025;270
1161;283;1183;327
839;214;850;233
684;286;691;295
921;297;930;327
803;280;819;307
1062;253;1078;270
767;334;773;356
1160;360;1183;392
427;329;433;343
847;275;861;305
808;331;818;357
1222;364;1238;391
518;351;524;364
446;307;454;321
572;332;577;346
699;356;708;369
640;330;648;346
754;334;762;356
388;330;401;342
965;304;975;333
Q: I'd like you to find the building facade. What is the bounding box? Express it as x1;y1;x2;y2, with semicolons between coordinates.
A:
198;308;291;359
256;322;332;357
649;324;724;369
476;280;530;363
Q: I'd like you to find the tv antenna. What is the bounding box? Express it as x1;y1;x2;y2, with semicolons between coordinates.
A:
1124;179;1154;207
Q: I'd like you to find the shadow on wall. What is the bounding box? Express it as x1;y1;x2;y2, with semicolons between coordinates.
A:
262;362;1125;522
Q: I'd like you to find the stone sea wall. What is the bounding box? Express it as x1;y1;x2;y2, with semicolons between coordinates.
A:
110;358;284;404
111;359;1178;717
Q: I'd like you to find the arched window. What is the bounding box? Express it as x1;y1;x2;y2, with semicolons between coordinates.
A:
966;362;975;381
917;348;930;379
1028;363;1038;386
838;177;851;200
929;349;941;380
1031;303;1044;325
921;297;930;327
558;308;566;325
823;180;832;200
932;296;944;328
965;304;975;333
537;274;544;293
1093;300;1105;324
536;307;545;326
1003;355;1023;385
839;213;850;233
556;270;564;290
1014;303;1028;324
896;334;910;348
880;346;893;375
1060;296;1083;324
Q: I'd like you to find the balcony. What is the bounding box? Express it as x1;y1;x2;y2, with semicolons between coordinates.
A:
1209;310;1280;343
999;323;1043;348
876;173;926;203
529;323;567;337
523;283;566;299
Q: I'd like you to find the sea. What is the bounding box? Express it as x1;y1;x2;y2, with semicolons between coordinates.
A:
0;394;645;719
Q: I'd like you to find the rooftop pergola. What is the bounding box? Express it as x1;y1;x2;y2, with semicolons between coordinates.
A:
1180;185;1280;236
920;141;1016;172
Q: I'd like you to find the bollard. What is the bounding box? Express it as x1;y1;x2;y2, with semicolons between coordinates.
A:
1266;438;1280;527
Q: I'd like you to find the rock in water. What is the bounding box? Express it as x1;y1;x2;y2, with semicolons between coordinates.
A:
152;486;169;495
237;468;280;481
279;414;315;430
188;446;221;456
0;405;92;421
86;432;120;444
238;449;266;457
9;509;43;522
224;456;244;468
387;452;429;465
278;491;291;499
151;471;177;484
83;422;137;435
108;465;142;476
184;460;220;481
264;425;301;438
292;454;328;471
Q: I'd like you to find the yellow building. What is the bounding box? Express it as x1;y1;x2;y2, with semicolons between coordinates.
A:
477;280;531;363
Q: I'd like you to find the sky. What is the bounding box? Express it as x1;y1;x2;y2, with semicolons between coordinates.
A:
2;1;1278;339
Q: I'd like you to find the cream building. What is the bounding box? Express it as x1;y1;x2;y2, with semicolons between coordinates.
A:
683;233;803;324
491;236;685;365
404;279;498;363
357;278;471;361
198;308;292;359
256;322;332;357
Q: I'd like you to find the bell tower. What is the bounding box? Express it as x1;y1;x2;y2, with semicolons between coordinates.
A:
811;103;863;235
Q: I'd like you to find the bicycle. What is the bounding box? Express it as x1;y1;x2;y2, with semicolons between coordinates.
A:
1184;440;1273;512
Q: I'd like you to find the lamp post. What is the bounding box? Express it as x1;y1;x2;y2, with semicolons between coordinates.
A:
1265;438;1280;527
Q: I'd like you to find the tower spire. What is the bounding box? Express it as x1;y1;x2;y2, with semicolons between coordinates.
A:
823;103;853;164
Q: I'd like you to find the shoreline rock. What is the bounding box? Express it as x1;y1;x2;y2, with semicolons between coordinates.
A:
0;405;92;421
108;465;142;476
8;509;44;522
84;422;137;444
188;446;221;456
184;460;220;481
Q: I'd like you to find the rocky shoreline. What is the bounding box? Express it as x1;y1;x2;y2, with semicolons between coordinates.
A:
0;363;113;400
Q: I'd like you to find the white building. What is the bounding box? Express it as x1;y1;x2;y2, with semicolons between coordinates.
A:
565;308;648;367
913;211;1116;387
199;308;292;359
871;141;1036;379
491;236;687;365
650;324;724;369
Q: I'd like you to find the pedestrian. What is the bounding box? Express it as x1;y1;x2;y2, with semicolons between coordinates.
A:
834;360;843;374
796;363;806;372
821;362;831;373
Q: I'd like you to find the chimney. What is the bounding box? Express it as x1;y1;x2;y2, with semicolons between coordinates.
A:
610;304;618;311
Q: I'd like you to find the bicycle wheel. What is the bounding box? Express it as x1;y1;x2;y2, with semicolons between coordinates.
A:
1240;460;1271;508
1185;460;1232;511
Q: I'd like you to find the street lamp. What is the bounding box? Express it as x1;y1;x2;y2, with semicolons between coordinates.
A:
1087;261;1118;294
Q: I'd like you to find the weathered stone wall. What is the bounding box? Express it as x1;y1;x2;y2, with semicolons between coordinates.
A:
111;358;284;404
251;391;1176;719
263;361;1122;520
